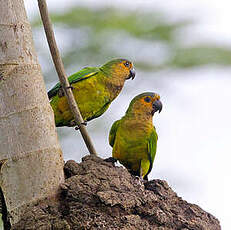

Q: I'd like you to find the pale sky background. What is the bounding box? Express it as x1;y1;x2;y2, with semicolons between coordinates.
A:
25;1;231;229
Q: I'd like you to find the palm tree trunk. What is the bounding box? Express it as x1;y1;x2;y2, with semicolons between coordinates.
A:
0;0;64;226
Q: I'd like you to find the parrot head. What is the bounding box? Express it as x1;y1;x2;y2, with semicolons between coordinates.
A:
100;58;135;80
126;92;162;116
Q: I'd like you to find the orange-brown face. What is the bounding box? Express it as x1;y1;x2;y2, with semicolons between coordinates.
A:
129;92;162;116
112;59;135;80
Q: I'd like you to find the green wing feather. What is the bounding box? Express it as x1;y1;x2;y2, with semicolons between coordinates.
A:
86;101;111;122
48;67;99;99
109;120;121;147
146;128;158;176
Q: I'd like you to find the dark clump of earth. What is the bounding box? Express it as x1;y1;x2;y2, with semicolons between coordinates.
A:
12;155;221;230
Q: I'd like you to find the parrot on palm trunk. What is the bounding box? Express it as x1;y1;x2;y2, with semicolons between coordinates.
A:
109;92;162;180
48;59;135;127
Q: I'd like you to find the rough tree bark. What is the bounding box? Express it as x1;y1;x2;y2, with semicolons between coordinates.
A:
0;0;64;226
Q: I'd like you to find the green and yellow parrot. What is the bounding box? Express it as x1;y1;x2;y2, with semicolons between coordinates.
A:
48;59;135;127
109;92;162;180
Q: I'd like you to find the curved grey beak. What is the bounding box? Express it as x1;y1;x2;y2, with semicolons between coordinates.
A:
152;100;162;113
126;68;136;80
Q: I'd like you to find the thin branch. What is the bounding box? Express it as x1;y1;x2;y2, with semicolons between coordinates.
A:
37;0;97;155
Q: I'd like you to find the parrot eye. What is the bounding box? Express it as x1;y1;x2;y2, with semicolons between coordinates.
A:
124;61;130;67
144;97;151;103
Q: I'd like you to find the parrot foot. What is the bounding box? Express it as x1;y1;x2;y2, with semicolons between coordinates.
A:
74;121;87;130
135;175;144;181
104;157;117;165
134;176;145;186
58;86;74;97
66;86;74;90
58;88;65;97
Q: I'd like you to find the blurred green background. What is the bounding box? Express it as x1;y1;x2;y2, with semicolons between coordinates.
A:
32;7;231;78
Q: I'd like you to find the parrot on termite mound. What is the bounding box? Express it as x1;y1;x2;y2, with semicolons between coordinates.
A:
109;92;162;180
48;58;135;127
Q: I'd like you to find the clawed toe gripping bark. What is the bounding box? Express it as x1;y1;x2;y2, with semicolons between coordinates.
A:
104;157;117;165
74;121;87;130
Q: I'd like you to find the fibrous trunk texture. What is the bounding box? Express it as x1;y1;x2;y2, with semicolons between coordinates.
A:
0;0;64;225
12;155;221;230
